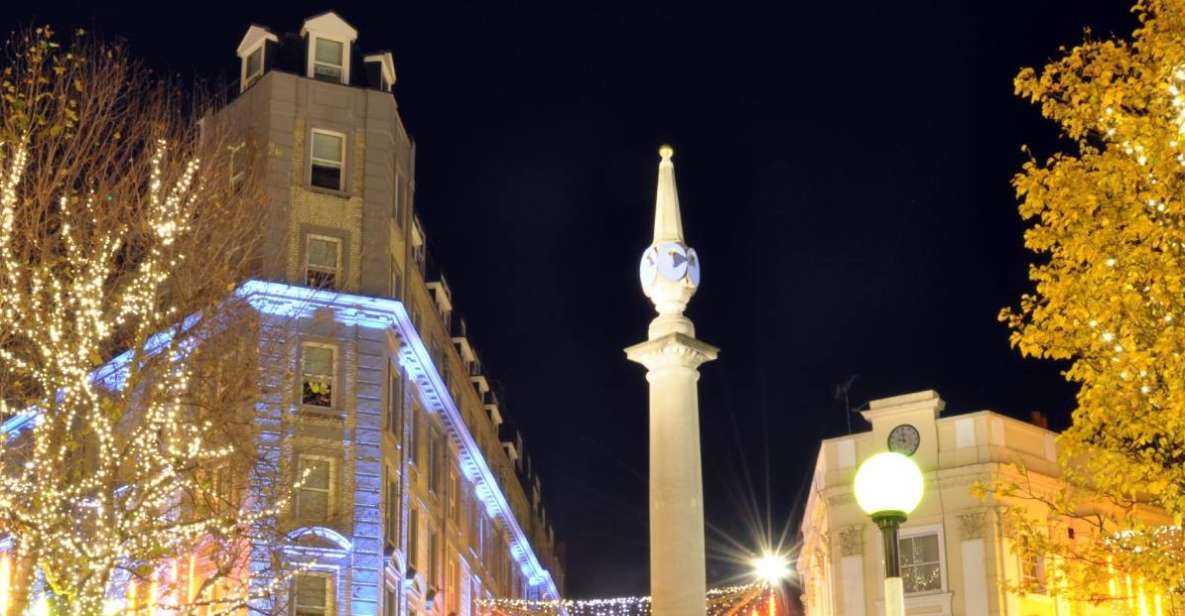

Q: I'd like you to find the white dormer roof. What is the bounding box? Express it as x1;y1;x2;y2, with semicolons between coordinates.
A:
300;12;359;42
365;52;397;88
236;25;278;57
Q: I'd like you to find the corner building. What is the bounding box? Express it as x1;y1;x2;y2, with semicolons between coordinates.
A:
797;390;1168;616
218;12;565;615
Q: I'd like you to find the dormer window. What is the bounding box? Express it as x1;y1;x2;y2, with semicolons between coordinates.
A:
312;37;345;83
244;47;263;86
300;12;358;86
365;52;397;92
235;25;277;93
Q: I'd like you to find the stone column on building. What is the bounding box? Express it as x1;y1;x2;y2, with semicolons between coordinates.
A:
626;145;718;616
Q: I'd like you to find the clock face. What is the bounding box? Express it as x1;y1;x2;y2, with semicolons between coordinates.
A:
687;248;701;288
639;246;659;288
657;241;689;281
888;424;921;456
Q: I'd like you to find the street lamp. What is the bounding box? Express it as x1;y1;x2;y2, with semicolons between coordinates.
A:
751;552;791;586
853;452;924;616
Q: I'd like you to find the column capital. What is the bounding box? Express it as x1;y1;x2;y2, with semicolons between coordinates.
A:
625;332;718;371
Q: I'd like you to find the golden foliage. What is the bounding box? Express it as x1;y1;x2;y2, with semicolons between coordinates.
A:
0;27;287;614
1000;0;1185;604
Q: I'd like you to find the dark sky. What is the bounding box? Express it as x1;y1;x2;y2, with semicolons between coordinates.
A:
1;0;1141;599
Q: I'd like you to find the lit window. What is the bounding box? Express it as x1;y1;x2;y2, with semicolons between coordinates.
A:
449;469;461;522
313;37;345;83
899;532;943;594
243;46;264;88
297;456;333;522
293;573;331;616
1020;538;1047;593
305;235;341;290
301;344;335;407
310;130;345;191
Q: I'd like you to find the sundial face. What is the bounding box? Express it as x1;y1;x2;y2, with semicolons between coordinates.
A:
639;246;659;288
687;248;701;288
657;241;689;282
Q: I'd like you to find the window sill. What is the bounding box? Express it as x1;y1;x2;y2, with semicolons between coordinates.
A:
298;405;344;419
306;184;351;199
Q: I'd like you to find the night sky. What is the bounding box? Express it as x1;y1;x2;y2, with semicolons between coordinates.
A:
0;0;1143;599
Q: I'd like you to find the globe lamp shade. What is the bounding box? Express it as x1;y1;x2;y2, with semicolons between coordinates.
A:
854;452;924;518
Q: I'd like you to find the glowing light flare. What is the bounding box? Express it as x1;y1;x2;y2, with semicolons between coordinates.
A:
751;553;791;585
853;452;924;516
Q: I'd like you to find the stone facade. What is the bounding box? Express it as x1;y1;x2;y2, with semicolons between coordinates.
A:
795;390;1155;616
219;12;564;616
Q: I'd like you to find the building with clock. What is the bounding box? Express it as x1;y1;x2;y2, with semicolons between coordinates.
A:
795;390;1149;616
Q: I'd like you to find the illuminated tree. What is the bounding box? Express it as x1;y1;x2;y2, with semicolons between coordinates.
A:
0;28;289;614
999;0;1185;603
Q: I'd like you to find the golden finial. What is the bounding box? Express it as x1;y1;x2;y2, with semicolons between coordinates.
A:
659;144;674;160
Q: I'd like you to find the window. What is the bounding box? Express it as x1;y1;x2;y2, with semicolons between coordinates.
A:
899;532;942;594
1020;538;1047;593
447;559;458;613
228;142;246;192
429;528;440;588
384;585;398;616
293;573;331;616
390;258;402;299
388;363;403;436
449;470;461;523
385;467;400;548
312;37;345;83
243;46;264;88
393;174;403;222
310;130;345;191
409;406;422;466
428;426;442;494
297;456;333;522
305;235;341;289
301;343;335;407
408;504;420;569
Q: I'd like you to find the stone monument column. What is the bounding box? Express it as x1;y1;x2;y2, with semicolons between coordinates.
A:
626;145;718;616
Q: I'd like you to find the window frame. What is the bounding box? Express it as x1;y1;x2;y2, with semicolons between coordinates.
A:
387;362;403;436
1019;537;1048;594
300;342;338;408
304;234;342;290
309;128;346;192
428;425;442;495
385;464;400;548
897;524;947;596
409;404;422;467
295;454;336;524
408;502;420;570
393;173;403;222
308;35;349;84
228;141;247;191
239;42;266;92
292;571;334;616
